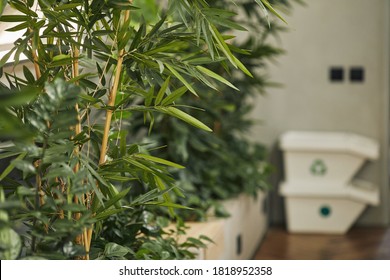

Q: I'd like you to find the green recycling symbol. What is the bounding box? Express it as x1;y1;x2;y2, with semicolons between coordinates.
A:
310;159;327;176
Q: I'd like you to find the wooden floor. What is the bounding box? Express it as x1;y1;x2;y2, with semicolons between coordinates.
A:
254;226;390;260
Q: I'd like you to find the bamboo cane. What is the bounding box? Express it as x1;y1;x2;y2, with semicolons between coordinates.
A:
85;5;132;258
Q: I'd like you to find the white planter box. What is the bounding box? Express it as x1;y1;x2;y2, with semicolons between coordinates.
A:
220;196;242;259
240;190;268;259
221;191;268;259
280;131;379;184
167;191;269;259
166;219;225;260
279;180;379;234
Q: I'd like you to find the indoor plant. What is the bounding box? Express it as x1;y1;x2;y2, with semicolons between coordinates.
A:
128;0;298;259
0;0;282;260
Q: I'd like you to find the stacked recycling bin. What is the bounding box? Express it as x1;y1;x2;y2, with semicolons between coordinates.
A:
279;131;380;234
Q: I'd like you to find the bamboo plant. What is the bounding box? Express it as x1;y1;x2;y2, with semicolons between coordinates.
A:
0;0;282;259
129;0;299;221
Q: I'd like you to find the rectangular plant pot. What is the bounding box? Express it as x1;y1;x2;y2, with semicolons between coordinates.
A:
221;190;268;259
166;219;225;260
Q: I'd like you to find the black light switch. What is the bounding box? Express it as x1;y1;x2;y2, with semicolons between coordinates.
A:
330;67;344;82
350;67;364;82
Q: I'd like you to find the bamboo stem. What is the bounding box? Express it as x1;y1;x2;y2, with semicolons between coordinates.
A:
99;6;131;165
29;27;41;79
32;50;41;79
71;46;92;260
86;6;132;258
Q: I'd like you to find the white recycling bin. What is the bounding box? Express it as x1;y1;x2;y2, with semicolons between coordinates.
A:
279;131;380;234
280;180;379;234
280;131;379;185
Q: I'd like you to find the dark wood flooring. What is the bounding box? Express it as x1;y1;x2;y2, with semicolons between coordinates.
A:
254;226;390;260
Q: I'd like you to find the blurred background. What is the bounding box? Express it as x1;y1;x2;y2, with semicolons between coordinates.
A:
252;0;390;260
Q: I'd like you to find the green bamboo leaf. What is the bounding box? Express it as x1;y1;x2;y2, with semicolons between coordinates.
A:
130;187;174;206
80;157;106;204
130;189;159;205
157;107;212;132
209;17;247;31
0;47;17;68
144;86;154;107
9;1;37;16
50;54;73;67
153;176;175;216
53;3;83;10
0;15;29;22
155;76;170;105
160;86;187;106
186;56;225;65
209;25;236;67
196;66;239;91
23;65;35;83
201;20;214;60
68;73;97;84
0;152;26;182
164;63;197;96
147;111;154;136
254;0;269;26
146;15;165;38
232;56;253;78
94;208;124;221
0;151;22;160
107;0;138;10
187;67;217;91
101;174;135;182
143;42;184;56
0;0;6;16
96;188;131;214
129;22;145;51
92;37;112;54
5;21;29;32
123;157;154;173
92;30;114;37
257;0;287;24
134;154;184;169
144;201;192;210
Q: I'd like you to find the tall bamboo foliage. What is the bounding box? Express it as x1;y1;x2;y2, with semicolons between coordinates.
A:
130;0;298;221
0;0;283;259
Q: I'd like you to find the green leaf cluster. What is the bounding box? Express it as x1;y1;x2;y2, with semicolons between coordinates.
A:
129;0;297;221
0;0;290;259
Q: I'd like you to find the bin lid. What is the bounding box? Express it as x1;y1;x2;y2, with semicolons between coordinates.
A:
279;131;379;160
279;180;379;206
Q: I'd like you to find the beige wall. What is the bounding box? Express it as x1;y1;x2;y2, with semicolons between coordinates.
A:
251;0;390;225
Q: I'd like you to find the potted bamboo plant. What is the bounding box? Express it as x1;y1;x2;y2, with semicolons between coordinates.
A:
0;0;282;260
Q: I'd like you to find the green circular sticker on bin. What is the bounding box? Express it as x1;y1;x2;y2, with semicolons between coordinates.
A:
310;159;327;176
319;206;331;217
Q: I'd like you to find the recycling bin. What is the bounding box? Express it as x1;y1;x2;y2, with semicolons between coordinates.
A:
280;180;379;233
279;131;380;234
280;131;379;185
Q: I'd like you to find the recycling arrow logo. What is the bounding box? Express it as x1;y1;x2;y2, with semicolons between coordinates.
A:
310;159;327;176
